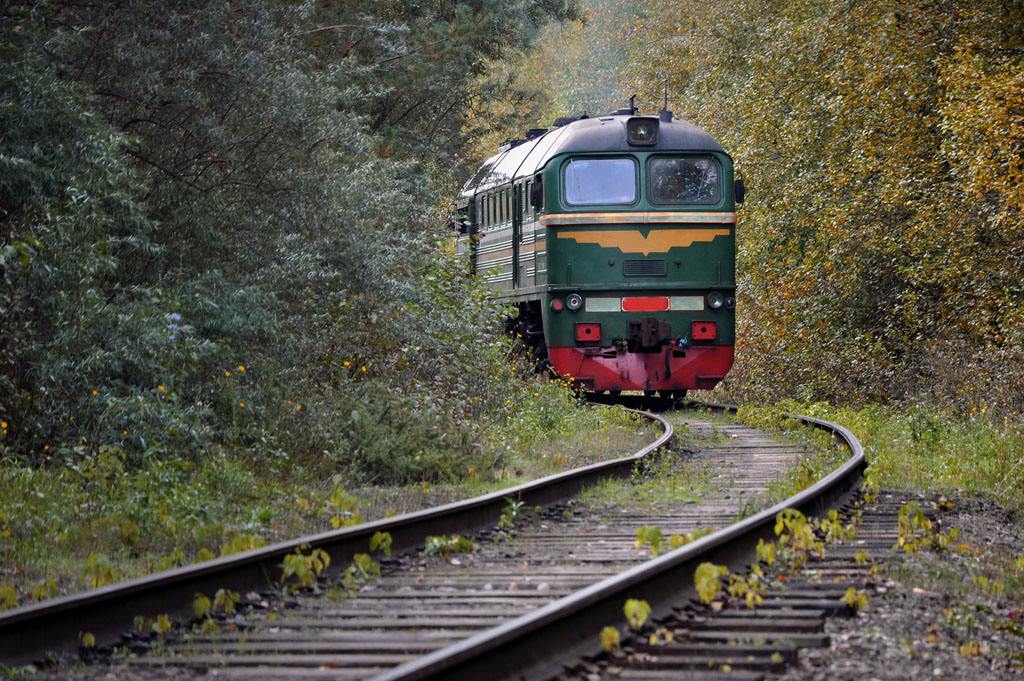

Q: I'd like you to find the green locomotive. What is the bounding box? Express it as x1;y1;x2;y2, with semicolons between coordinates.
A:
457;105;742;395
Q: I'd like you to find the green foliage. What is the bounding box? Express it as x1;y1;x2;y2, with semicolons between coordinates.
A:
670;528;713;550
327;485;363;530
0;0;641;605
774;509;824;569
634;526;665;556
599;625;621;653
755;538;777;567
694;562;728;604
727;573;765;609
369;531;392;558
0;0;587;489
580;449;714;510
820;509;858;544
152;613;173;636
280;546;331;591
842;587;870;614
340;553;382;594
635;526;712;556
623;598;652;629
510;0;1024;415
192;594;211;620
738;401;1024;510
499;498;526;531
624;0;1024;412
82;553;119;589
213;588;240;615
424;534;475;558
0;585;16;610
896;500;960;553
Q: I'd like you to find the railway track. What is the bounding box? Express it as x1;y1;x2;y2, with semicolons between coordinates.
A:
2;403;867;681
557;490;916;681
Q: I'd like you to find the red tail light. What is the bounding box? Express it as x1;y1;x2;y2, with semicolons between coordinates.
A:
691;321;717;340
621;296;669;312
576;323;601;342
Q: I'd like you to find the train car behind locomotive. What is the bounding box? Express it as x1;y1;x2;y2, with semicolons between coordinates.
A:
456;105;743;396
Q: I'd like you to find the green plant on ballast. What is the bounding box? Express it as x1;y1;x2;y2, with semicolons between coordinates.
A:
635;526;714;557
727;573;766;609
369;531;393;558
895;500;959;552
280;545;330;592
774;509;824;570
695;562;729;604
599;625;621;653
424;534;475;557
623;598;652;629
634;526;665;556
819;509;858;543
499;498;526;531
192;588;241;634
671;528;713;549
755;538;777;567
340;553;381;593
842;587;870;614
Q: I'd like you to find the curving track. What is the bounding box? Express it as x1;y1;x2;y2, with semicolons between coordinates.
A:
2;403;866;681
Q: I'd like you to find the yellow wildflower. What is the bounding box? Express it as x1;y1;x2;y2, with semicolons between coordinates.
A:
361;366;367;373
237;365;246;373
239;402;246;409
157;385;166;394
91;389;98;397
343;360;351;368
224;370;232;377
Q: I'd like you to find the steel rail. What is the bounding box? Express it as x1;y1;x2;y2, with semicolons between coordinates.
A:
0;409;673;666
372;401;867;681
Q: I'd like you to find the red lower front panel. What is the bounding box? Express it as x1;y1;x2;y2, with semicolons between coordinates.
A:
548;345;734;392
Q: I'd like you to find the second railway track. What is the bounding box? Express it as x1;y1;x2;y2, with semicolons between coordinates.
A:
7;403;867;681
124;417;808;680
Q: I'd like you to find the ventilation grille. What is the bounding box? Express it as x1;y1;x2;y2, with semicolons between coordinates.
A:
623;259;666;277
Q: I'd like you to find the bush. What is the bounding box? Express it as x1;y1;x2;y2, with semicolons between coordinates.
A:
1;1;583;481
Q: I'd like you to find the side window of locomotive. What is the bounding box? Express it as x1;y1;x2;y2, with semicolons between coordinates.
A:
648;156;722;205
563;158;637;205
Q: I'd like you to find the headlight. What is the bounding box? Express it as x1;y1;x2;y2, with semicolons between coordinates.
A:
566;293;583;311
626;117;659;146
725;296;736;309
706;291;724;310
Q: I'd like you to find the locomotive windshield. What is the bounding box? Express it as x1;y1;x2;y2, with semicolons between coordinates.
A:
563;158;637;205
648;156;721;204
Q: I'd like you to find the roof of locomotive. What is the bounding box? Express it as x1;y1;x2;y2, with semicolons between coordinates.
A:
460;114;724;198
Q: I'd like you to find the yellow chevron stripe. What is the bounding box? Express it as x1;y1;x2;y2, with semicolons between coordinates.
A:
556;228;730;256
